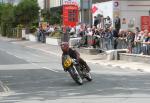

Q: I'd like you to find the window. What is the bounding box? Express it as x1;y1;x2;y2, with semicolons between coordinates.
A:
68;10;77;22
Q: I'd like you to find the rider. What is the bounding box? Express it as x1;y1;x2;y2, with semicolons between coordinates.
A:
60;42;91;72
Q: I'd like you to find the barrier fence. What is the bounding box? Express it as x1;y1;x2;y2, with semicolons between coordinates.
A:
79;35;150;55
0;27;22;38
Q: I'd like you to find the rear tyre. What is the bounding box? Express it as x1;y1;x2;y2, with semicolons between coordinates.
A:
85;72;92;81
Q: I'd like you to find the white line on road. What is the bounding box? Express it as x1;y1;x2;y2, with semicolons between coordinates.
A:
0;48;23;60
26;46;61;57
42;67;59;73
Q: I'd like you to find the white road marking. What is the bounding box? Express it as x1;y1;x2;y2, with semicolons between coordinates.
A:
42;67;59;73
30;54;41;57
26;46;61;57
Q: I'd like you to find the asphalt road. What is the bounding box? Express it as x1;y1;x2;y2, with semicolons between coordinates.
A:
0;40;150;103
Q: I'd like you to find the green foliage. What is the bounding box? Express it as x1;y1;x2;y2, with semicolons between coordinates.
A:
41;8;62;24
14;0;40;26
41;9;50;23
43;6;62;25
0;0;39;37
29;25;37;33
0;4;15;36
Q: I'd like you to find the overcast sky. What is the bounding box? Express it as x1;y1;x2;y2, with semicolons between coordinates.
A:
38;0;44;9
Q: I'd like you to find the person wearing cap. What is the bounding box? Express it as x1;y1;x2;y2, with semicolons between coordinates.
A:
60;42;91;72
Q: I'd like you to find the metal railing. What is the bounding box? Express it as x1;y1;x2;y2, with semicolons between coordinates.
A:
79;35;150;55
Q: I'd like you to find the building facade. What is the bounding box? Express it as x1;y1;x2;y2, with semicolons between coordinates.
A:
48;0;112;25
50;0;62;8
93;0;150;30
44;0;50;10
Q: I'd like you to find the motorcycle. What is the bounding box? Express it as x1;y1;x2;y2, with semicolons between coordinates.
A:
62;55;92;85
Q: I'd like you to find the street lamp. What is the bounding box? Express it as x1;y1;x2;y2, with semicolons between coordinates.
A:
89;0;92;26
38;9;42;26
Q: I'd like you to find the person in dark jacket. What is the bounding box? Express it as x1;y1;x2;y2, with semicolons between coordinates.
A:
60;42;91;72
114;16;121;33
110;27;119;49
94;16;99;28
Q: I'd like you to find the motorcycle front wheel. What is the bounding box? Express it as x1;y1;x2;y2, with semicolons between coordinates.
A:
68;68;83;85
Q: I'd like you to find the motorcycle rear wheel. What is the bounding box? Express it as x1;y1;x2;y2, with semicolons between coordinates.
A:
85;72;92;81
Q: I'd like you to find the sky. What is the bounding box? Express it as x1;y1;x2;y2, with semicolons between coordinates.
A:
38;0;44;9
0;0;20;4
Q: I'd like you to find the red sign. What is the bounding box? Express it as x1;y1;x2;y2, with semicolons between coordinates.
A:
91;6;98;14
63;4;79;27
141;16;150;32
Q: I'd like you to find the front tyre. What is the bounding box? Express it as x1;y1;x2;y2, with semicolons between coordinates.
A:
68;68;83;85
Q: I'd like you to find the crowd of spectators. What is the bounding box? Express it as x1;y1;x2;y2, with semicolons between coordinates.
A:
36;24;61;43
36;19;150;56
73;23;150;55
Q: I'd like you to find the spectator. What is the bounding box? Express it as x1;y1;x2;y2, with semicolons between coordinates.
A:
110;27;118;49
48;25;54;34
147;33;150;55
141;30;149;55
69;27;75;36
75;23;81;37
94;16;99;28
104;16;112;29
134;31;144;54
114;16;121;33
118;29;127;49
37;24;45;42
126;31;135;53
104;28;113;50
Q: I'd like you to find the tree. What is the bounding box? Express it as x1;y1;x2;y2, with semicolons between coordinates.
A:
49;8;62;25
40;5;63;25
41;9;51;23
0;3;15;36
14;0;39;26
0;0;40;37
0;3;3;25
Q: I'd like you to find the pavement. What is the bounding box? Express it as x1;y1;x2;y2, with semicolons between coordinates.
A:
0;36;150;93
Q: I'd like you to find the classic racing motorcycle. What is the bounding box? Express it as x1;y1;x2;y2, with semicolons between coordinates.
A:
62;55;92;85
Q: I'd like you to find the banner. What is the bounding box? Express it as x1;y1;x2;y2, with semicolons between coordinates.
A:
141;16;150;31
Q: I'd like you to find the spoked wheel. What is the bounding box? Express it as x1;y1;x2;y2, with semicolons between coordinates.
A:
69;68;83;85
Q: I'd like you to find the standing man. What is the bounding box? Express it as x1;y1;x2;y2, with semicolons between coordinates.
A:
94;16;99;28
110;27;118;49
114;16;121;33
